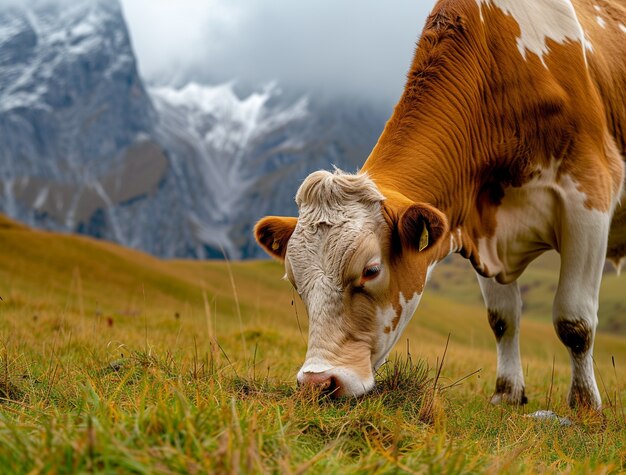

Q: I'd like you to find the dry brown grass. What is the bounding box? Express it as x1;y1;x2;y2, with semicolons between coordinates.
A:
0;215;624;473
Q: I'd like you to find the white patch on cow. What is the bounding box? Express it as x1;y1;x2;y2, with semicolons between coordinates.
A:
613;258;624;276
290;170;390;396
551;173;608;409
476;0;587;66
476;276;525;404
373;263;436;370
477;156;617;408
584;36;594;53
296;365;375;397
619;23;626;34
426;261;436;283
476;236;501;275
326;368;375;396
372;304;399;370
593;4;601;12
288;171;385;296
596;16;606;28
372;291;422;370
288;170;385;329
478;159;567;283
449;227;463;254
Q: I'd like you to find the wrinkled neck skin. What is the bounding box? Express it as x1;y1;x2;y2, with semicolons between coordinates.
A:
360;2;508;281
363;121;485;281
348;18;492;373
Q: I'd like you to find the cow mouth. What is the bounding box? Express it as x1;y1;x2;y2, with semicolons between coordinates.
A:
297;364;375;397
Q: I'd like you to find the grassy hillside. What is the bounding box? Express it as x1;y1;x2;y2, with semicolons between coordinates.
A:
0;215;625;473
431;251;626;335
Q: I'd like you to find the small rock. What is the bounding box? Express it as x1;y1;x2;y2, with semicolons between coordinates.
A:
525;410;573;426
106;359;128;373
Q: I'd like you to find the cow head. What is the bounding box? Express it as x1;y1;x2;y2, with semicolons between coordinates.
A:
255;170;448;396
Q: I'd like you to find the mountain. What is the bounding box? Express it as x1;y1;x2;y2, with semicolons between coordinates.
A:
0;0;387;258
0;0;162;231
151;83;385;258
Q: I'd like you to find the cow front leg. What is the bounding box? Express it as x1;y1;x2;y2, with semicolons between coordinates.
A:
476;275;527;405
553;212;608;410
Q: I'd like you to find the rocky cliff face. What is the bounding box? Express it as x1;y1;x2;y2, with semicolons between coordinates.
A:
0;0;387;258
0;0;165;234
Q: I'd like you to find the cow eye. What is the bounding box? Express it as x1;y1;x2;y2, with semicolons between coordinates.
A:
362;264;381;281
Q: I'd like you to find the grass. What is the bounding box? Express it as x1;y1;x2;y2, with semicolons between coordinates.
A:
0;214;625;473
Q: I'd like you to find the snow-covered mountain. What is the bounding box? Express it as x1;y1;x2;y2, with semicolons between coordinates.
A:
151;83;385;258
0;0;160;234
0;0;387;258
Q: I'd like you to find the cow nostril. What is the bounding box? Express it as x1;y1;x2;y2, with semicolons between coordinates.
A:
300;372;341;396
323;375;340;397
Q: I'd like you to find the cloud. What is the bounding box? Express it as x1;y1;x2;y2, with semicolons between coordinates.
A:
120;0;434;106
119;0;241;77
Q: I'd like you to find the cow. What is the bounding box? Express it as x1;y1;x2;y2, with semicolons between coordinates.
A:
255;0;626;409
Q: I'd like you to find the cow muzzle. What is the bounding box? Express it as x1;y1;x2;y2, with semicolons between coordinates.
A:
296;363;375;398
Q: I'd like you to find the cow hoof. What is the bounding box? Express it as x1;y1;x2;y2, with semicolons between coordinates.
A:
491;377;527;405
567;391;602;411
491;393;528;406
490;390;528;406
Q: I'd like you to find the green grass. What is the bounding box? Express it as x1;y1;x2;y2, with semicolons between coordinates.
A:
429;252;626;334
0;215;625;473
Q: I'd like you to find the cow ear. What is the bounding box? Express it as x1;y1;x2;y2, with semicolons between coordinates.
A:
254;216;298;260
396;203;448;253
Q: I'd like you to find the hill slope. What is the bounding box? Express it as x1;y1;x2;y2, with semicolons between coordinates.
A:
1;214;624;391
0;216;625;472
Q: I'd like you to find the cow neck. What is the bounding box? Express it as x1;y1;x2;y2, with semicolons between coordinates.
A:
362;120;476;223
361;100;489;271
365;153;484;268
361;5;499;271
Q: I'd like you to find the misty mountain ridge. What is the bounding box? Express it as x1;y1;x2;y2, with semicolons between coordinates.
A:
0;0;388;258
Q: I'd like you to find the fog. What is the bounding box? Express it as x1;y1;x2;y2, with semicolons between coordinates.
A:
119;0;434;106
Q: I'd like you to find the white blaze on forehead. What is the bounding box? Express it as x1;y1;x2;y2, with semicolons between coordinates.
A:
289;169;386;362
476;0;587;66
295;170;385;226
288;170;385;294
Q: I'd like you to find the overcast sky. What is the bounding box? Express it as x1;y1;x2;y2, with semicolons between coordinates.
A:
119;0;434;107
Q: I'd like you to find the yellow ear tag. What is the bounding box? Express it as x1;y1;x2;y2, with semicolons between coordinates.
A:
418;227;429;252
271;240;280;251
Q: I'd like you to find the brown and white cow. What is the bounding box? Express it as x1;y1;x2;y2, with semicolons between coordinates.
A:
255;0;626;409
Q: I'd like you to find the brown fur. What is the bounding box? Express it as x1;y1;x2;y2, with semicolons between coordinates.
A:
362;0;626;273
488;309;506;342
254;217;297;260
